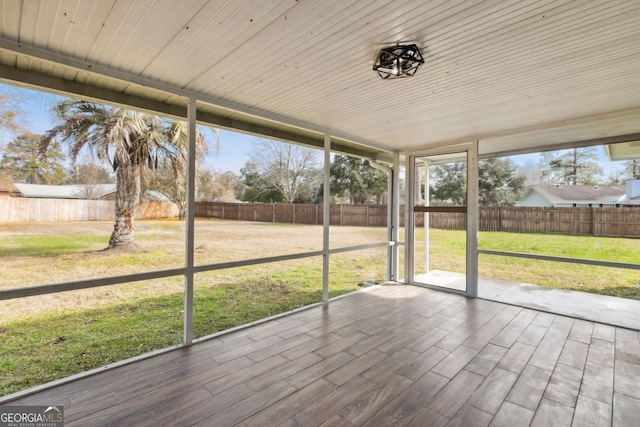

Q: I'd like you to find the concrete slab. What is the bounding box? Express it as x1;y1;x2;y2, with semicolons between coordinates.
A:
479;277;640;331
413;270;640;330
415;270;466;291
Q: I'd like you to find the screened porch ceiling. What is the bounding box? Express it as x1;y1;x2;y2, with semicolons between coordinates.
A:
1;0;640;161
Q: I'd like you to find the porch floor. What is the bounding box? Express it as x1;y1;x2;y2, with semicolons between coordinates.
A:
8;284;640;426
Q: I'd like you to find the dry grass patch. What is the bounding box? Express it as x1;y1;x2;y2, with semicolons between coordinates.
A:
0;219;388;321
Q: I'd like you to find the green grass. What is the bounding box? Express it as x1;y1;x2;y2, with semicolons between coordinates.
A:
478;231;640;263
253;222;310;227
0;252;383;396
0;235;106;257
1;222;639;396
415;229;640;299
1;294;183;395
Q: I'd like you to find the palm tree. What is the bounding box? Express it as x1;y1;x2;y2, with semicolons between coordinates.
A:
41;100;205;247
145;119;210;220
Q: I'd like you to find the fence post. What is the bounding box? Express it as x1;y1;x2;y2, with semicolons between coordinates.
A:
366;205;370;227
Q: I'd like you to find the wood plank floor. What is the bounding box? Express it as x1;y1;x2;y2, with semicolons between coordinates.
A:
8;284;640;426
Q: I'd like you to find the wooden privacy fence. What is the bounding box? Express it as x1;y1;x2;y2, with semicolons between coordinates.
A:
480;206;640;238
196;202;640;238
0;197;179;222
194;202;388;227
420;207;640;238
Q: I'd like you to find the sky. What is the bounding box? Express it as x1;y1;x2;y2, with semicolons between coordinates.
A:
0;82;625;179
0;82;255;174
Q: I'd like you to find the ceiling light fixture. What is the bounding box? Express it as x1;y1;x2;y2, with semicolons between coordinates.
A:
373;43;424;79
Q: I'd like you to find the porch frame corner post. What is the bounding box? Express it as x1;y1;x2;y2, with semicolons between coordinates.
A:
183;97;197;345
405;155;416;284
423;160;430;273
390;152;401;281
322;134;331;303
466;140;479;298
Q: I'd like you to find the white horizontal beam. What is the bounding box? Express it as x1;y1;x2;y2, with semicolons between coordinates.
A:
0;268;185;300
478;249;640;270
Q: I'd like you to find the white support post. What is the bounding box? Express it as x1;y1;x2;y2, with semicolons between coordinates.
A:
405;155;416;284
467;141;479;297
322;134;331;302
423;161;430;273
368;159;394;281
390;153;400;281
385;166;392;281
183;97;197;345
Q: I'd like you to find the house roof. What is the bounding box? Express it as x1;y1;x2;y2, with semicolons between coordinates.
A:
11;183;172;202
616;195;640;205
12;183;116;199
143;191;171;203
523;184;625;205
1;1;640;161
0;182;18;194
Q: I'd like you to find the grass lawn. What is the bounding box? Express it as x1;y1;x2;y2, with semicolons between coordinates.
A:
0;257;385;395
1;220;638;396
416;228;640;299
0;220;386;396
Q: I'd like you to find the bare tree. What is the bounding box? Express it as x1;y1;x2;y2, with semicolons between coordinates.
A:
248;139;322;203
0;91;24;144
68;160;115;199
196;169;245;202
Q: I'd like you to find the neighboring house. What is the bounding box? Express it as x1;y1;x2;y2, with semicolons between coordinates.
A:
10;183;170;202
12;183;116;200
0;182;18;197
616;179;640;206
143;190;171;202
518;184;625;207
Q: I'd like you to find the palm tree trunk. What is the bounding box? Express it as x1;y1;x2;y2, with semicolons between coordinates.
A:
179;201;186;220
109;163;141;247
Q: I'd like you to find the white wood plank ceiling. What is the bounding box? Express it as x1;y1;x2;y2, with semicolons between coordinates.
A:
1;0;640;157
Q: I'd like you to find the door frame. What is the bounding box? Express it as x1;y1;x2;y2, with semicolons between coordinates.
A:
405;141;479;297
